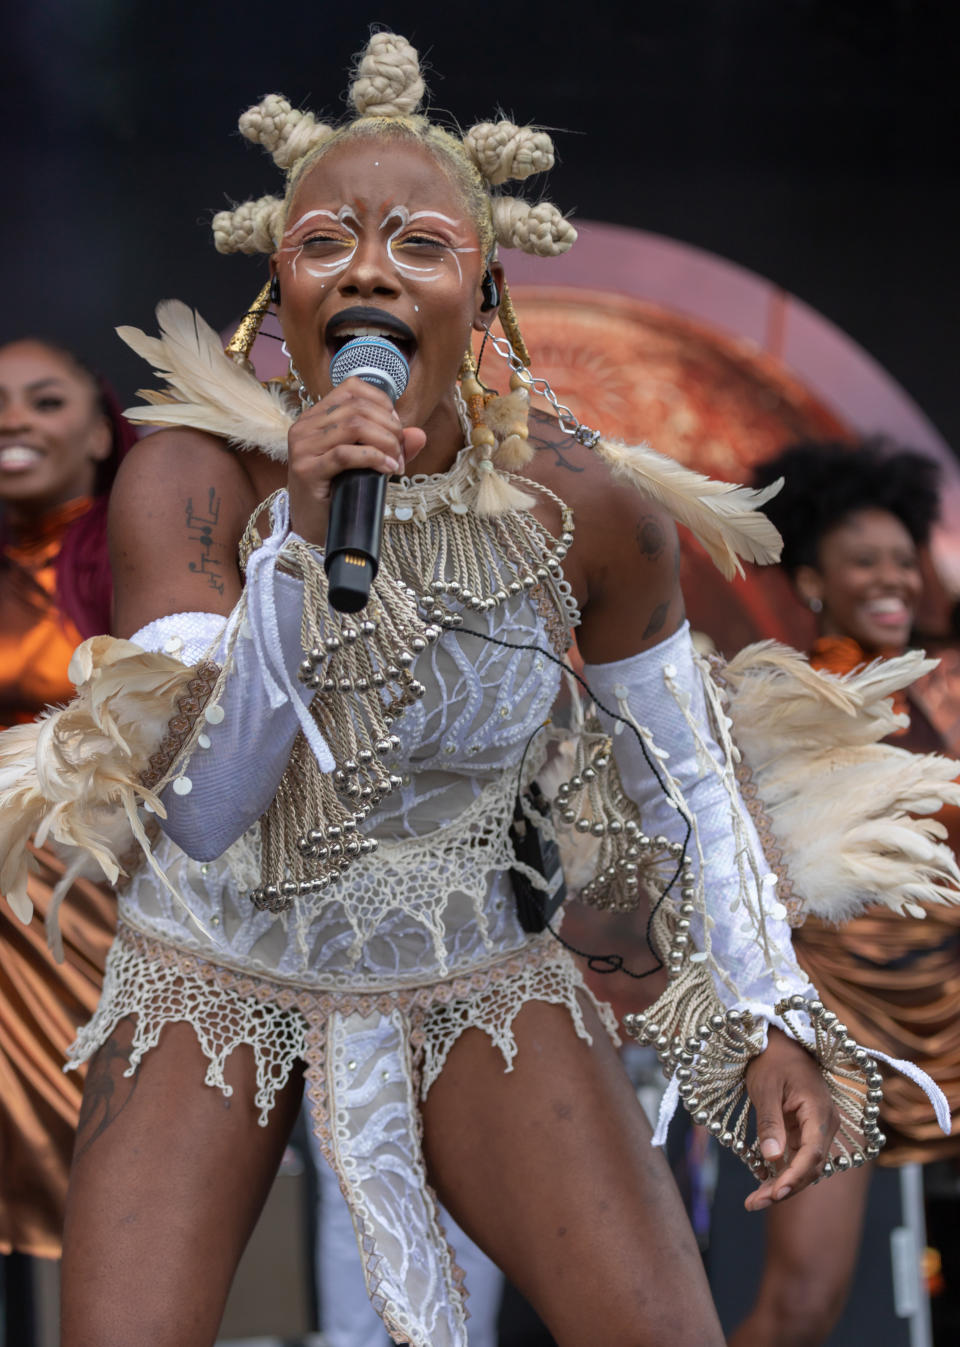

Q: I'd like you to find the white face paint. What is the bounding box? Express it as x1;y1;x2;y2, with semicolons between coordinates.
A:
278;206;360;279
279;201;478;292
381;207;478;286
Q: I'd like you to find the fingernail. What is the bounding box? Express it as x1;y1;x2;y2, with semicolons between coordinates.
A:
775;1186;792;1201
753;1198;772;1211
760;1139;782;1159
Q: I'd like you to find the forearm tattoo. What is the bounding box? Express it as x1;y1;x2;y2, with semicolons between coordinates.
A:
185;487;225;595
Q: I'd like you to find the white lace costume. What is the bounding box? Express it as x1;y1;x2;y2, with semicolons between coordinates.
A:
49;432;954;1347
0;310;952;1346
68;497;618;1347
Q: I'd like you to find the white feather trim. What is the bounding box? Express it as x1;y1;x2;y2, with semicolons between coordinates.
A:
596;437;783;578
0;636;208;930
719;644;960;924
117;301;294;461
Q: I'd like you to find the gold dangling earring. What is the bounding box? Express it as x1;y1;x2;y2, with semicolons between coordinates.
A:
223;279;273;371
458;346;486;428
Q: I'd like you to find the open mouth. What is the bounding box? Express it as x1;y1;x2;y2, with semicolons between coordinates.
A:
0;445;44;472
325;307;417;365
865;597;911;625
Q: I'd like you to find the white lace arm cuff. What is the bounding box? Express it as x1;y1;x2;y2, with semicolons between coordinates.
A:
132;502;332;861
583;621;814;1033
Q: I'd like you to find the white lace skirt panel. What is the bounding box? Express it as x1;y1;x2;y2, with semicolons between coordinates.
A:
67;925;618;1347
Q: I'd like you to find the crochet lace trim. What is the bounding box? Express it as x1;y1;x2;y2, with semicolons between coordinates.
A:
68;923;618;1123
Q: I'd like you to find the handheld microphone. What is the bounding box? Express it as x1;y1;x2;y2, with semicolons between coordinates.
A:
325;337;410;613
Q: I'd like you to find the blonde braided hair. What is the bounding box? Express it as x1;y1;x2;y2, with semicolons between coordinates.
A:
214;31;575;264
217;31;573;504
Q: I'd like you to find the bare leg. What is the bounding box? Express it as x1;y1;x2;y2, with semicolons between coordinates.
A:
422;997;724;1347
61;1017;304;1347
728;1161;872;1347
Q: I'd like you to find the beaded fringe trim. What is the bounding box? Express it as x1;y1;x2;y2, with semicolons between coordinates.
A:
624;901;885;1180
238;470;576;913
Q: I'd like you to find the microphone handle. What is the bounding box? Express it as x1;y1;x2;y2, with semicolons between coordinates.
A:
324;468;387;613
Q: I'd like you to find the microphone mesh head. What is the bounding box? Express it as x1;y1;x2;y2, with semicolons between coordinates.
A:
329;337;410;401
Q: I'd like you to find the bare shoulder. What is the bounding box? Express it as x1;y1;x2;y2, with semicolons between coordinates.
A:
109;428;271;636
520;410;683;661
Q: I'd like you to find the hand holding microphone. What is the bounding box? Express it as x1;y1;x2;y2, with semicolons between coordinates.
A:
285;336;425;612
325;337;409;612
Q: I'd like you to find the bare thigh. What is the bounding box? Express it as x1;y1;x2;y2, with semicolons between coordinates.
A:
61;1016;304;1347
422;996;724;1347
728;1161;872;1347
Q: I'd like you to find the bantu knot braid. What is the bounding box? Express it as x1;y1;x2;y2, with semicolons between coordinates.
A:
350;31;425;117
491;198;577;256
463;121;555;186
238;94;335;172
212;195;285;255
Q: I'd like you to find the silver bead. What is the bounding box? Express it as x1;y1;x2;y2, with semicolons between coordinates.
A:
342;627;359;644
324;636;341;653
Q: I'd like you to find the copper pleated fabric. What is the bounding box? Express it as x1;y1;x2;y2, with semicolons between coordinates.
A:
794;908;960;1166
1;499;115;1256
0;849;114;1256
793;636;960;1166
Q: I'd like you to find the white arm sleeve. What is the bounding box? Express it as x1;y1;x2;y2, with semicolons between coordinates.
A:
132;498;333;862
583;621;814;1028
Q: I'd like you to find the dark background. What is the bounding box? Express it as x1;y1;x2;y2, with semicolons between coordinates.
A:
3;0;957;446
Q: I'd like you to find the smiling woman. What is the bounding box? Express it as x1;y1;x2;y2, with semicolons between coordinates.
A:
0;31;957;1347
725;440;960;1346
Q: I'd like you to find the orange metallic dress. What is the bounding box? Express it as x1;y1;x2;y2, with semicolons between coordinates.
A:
792;635;960;1166
0;499;115;1257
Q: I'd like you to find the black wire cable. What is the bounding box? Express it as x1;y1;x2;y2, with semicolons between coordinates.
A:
456;623;694;979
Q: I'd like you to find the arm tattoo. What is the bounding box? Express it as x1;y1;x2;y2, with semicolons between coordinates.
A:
636;514;667;560
642;601;671;640
185;487;225;595
74;1032;140;1161
531;416;585;473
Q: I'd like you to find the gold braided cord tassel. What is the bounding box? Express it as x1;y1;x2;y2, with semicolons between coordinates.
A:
498;284;531;371
224;280;273;366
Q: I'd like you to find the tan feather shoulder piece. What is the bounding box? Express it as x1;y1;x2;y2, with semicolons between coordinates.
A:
595;437;783;578
117;301;294;461
715;643;960;923
0;637;219;953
